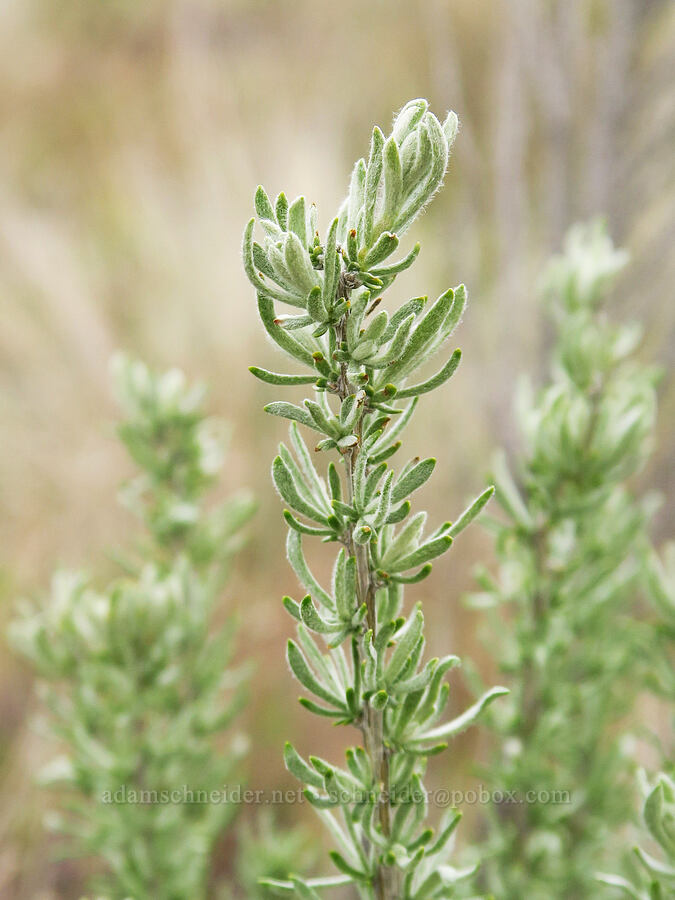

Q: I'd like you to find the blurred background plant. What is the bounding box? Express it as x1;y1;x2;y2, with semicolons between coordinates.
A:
224;811;318;900
8;357;255;899
597;770;675;900
0;0;673;896
465;222;665;899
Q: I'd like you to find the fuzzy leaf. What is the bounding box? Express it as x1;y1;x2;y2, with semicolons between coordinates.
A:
284;742;324;789
273;456;329;524
257;294;315;366
413;686;509;743
396;348;462;398
287;640;344;708
446;486;495;538
288;196;308;247
249;366;316;386
385;609;424;684
392;458;436;504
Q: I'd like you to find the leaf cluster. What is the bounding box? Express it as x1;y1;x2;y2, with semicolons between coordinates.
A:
598;770;675;900
245;100;505;897
9;356;255;900
470;223;664;899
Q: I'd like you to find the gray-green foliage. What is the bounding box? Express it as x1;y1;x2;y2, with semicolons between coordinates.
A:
227;812;318;899
244;99;506;899
598;770;675;900
595;547;674;900
642;543;675;703
9;356;255;900
470;222;661;899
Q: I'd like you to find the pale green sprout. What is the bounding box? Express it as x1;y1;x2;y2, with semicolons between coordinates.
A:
244;99;505;899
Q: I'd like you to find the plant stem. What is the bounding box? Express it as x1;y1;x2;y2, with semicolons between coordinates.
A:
338;322;397;899
348;444;396;899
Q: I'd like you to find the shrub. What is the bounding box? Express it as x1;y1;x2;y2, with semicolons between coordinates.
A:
9;356;255;900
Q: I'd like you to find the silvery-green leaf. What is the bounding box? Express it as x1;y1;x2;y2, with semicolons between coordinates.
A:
392;458;436;504
288;196;308;247
249;366;315;386
395;348;462;398
255;184;276;222
412;686;509;743
445;486;495;538
362;126;385;249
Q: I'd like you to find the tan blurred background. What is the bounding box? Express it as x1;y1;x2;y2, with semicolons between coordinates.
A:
0;1;673;897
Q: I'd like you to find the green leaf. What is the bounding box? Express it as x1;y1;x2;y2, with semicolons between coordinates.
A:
346;158;367;231
366;315;415;368
370;689;389;709
387;565;433;584
284;741;324;789
275;192;289;229
381;297;426;343
428;809;462;856
380;511;427;568
490;450;533;529
440;283;467;338
301;596;340;634
396;348;462;398
392;99;428;143
370;242;420;278
334;551;357;621
255;185;276;222
283;510;333;537
276;313;313;330
634;846;675;880
287;640;344;708
329;851;368;882
288;878;322;900
260;876;351;895
282;595;302;621
373;470;395;527
364;231;400;269
305;400;340;438
286;531;334;609
289;422;329;500
264;401;315;429
332;500;358;521
387;286;454;380
361;309;389;345
244;222;301;307
327;462;342;503
413;686;509;743
273;456;329;524
298;698;345;718
393;657;440;695
392;458;436;504
385;501;410;524
249;366;316;386
257;294;315;365
381;136;403;229
369;398;418;457
323;217;340;310
446;486;495;538
288;196;308;247
385;609;424;683
643;781;669;850
307;285;327;324
363;126;385;248
595;874;643;898
369;441;402;466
